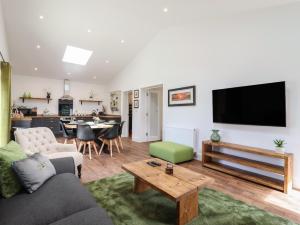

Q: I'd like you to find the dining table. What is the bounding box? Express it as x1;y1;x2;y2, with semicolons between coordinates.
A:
64;122;113;130
64;121;117;154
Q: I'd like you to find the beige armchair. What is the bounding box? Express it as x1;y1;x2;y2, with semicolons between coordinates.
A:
14;127;83;177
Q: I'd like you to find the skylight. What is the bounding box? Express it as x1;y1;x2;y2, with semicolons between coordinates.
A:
62;45;93;65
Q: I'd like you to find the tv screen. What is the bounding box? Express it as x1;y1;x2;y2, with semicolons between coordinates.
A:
213;81;286;127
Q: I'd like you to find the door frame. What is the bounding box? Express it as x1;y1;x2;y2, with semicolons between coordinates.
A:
121;90;132;138
143;85;163;142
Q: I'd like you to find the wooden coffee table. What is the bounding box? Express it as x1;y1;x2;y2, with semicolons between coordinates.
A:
122;159;214;225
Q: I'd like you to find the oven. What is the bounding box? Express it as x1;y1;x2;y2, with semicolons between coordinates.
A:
58;99;73;116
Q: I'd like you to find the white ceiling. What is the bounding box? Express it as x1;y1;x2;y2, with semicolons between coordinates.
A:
1;0;298;84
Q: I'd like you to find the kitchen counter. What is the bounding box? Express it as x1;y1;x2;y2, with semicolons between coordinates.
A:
11;114;121;121
11;114;121;136
99;115;121;119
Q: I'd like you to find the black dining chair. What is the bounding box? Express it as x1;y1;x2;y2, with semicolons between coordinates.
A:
118;121;125;150
99;124;120;157
77;124;98;160
60;121;77;146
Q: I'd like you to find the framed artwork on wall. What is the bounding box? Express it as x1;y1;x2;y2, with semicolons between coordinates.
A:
134;90;139;98
168;85;196;106
134;100;139;108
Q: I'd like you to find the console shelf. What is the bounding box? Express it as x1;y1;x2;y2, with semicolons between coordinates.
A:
204;162;284;191
202;140;293;193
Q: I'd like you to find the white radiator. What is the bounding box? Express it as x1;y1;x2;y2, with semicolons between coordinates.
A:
163;126;199;157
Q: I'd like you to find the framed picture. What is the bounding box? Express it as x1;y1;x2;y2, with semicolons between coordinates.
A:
168;85;196;106
134;100;139;108
134;89;139;99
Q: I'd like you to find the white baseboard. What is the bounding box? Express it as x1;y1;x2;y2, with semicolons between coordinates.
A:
293;178;300;189
132;136;147;142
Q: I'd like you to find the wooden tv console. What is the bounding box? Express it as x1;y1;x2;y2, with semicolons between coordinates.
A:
202;140;293;193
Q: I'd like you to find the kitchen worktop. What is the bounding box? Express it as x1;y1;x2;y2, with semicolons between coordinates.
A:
11;114;121;121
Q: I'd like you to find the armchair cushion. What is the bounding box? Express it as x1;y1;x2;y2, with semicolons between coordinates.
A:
47;143;78;154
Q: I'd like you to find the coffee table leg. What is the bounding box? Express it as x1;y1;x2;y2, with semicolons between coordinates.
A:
134;177;150;193
177;190;198;225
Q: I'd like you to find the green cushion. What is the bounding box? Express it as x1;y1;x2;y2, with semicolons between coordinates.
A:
149;141;194;163
0;141;27;198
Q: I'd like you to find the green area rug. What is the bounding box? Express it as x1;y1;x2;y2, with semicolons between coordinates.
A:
86;173;298;225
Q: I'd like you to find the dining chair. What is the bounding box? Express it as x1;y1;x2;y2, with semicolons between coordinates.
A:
77;124;98;160
98;124;120;157
60;121;77;146
118;121;125;150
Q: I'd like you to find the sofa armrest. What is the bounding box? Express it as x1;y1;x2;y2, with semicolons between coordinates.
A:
50;157;75;175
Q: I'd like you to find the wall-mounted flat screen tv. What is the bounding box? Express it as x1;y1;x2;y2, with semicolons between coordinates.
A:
213;81;286;127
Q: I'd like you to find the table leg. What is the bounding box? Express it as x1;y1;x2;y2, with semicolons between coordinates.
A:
134;177;150;193
177;190;198;225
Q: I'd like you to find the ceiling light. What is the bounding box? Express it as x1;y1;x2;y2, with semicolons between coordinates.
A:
105;60;110;64
36;45;41;49
163;8;168;13
87;29;92;33
62;45;93;66
93;76;97;79
67;72;71;75
34;67;38;71
39;15;44;20
121;39;125;44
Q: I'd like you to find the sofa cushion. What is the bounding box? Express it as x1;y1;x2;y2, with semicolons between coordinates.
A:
12;153;56;193
149;141;194;163
49;207;113;225
0;141;27;198
0;173;98;225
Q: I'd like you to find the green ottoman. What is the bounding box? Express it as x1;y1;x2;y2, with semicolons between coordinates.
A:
149;141;194;164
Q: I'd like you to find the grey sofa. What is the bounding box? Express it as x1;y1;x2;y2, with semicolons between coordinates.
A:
0;157;113;225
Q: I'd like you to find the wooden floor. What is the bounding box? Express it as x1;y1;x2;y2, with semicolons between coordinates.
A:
61;137;300;223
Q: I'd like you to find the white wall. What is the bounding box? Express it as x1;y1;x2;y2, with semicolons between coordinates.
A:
108;3;300;188
0;0;9;60
12;74;109;115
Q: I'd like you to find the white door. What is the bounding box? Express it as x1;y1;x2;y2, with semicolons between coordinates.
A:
146;89;162;141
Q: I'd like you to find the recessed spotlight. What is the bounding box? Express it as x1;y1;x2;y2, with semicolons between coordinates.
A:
34;67;38;71
36;45;41;49
62;45;93;66
39;15;44;20
105;60;110;64
93;76;97;79
121;39;125;44
67;72;71;75
87;29;92;33
163;8;168;13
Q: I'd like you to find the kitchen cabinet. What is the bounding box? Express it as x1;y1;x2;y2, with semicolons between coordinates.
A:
31;117;61;135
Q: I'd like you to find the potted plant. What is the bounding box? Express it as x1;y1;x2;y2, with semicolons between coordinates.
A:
89;90;94;99
273;139;286;153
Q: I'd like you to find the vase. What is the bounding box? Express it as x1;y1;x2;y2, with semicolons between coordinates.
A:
210;130;221;142
275;146;285;153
